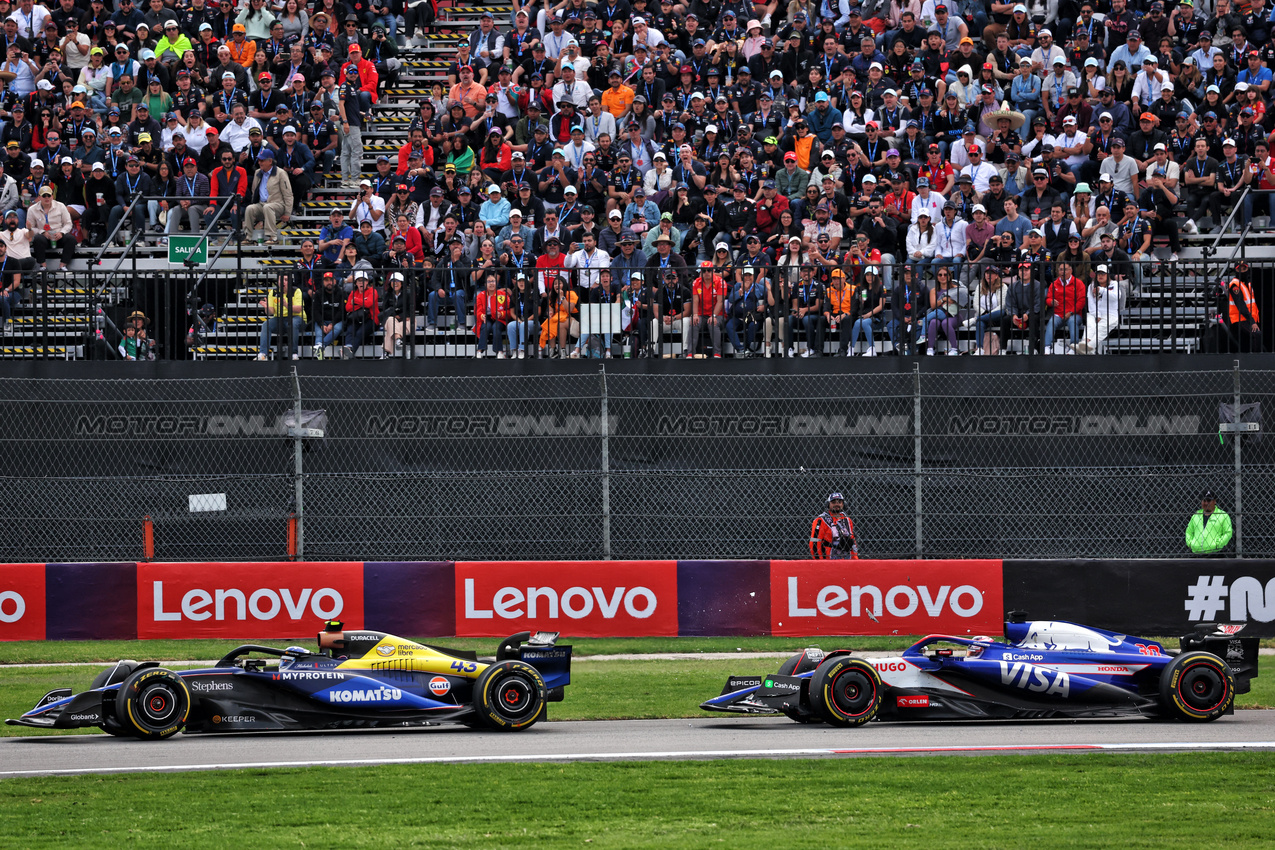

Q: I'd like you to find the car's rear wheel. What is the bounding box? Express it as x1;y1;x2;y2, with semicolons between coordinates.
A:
808;656;881;727
472;660;546;731
1159;651;1235;722
115;668;190;740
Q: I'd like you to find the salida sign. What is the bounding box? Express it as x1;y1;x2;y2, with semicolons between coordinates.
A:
770;560;1003;636
137;562;364;639
0;563;44;641
454;561;678;637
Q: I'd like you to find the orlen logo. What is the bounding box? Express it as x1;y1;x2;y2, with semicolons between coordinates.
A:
897;695;929;708
455;562;679;638
428;676;451;695
137;563;364;639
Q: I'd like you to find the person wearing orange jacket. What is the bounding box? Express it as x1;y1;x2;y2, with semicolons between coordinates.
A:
810;492;859;559
1224;275;1262;352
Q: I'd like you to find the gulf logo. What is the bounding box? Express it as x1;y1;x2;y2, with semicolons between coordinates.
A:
429;676;451;696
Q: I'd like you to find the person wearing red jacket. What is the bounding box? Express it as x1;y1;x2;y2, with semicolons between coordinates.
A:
396;129;433;175
810;492;859;559
478;130;513;182
1044;260;1086;354
474;272;512;358
205;150;248;235
338;46;379;106
388;213;424;263
341;270;379;358
754;180;790;235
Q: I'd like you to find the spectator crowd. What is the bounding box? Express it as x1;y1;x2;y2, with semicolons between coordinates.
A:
0;0;1269;356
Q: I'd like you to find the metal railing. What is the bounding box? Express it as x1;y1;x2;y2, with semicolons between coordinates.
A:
5;256;1270;361
1;367;1272;562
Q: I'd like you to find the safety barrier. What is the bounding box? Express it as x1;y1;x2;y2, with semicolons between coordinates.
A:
3;558;1271;640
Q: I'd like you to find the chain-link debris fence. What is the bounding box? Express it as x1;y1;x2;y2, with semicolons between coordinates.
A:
0;366;1269;562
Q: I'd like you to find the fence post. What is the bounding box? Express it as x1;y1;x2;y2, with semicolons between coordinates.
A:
1233;359;1243;557
913;362;922;557
291;366;305;560
600;364;611;559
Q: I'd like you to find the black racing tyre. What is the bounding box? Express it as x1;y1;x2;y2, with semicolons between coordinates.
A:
807;656;882;727
1158;651;1235;722
777;650;826;723
114;668;191;740
92;661;141;737
472;659;546;731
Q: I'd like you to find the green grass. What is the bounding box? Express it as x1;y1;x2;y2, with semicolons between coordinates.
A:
2;754;1273;848
5;656;1274;737
0;634;926;664
8;634;1265;666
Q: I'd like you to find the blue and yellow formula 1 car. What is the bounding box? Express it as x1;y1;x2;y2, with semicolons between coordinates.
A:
701;618;1258;726
7;622;570;739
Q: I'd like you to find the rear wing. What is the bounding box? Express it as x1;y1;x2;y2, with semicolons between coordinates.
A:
1182;625;1260;695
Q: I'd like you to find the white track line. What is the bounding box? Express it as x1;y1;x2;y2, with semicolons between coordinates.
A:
4;741;1275;778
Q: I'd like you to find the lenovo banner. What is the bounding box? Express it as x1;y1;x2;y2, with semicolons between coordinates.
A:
770;559;1003;637
0;563;45;641
136;562;365;639
454;560;679;637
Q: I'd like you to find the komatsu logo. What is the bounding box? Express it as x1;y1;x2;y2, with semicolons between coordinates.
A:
999;661;1070;697
75;414;291;437
655;415;908;437
949;415;1199;435
328;687;403;703
366;415;613;436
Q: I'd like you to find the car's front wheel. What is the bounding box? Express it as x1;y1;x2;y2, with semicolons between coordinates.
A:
92;661;140;737
115;668;190;740
1159;651;1235;722
471;660;546;731
808;656;882;727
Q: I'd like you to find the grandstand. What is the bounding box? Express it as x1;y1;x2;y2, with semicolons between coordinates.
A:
2;0;1272;360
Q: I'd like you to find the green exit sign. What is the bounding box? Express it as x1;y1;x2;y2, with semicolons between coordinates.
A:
168;235;208;265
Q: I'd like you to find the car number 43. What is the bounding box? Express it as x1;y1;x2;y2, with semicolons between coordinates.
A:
450;661;478;673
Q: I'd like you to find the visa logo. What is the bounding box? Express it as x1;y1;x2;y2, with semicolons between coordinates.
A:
998;661;1070;697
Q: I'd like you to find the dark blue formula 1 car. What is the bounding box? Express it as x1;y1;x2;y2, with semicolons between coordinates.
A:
8;623;571;739
702;618;1259;726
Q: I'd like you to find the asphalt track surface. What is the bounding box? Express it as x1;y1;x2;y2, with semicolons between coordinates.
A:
4;712;1274;777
